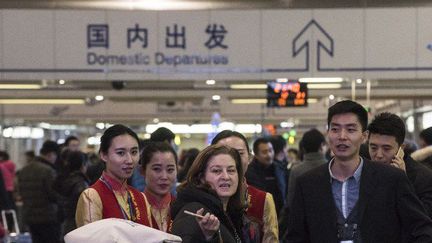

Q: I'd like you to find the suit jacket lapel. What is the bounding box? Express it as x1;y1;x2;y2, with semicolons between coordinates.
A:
358;159;378;223
317;165;338;237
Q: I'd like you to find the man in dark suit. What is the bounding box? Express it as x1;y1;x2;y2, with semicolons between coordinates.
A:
368;112;432;218
286;100;432;243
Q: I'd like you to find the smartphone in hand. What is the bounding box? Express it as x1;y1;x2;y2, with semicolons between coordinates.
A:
396;147;404;159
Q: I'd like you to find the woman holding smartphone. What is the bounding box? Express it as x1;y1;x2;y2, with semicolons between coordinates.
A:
171;145;244;243
75;124;152;227
141;142;177;232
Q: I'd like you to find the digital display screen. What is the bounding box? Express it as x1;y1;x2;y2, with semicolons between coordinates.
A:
267;80;308;107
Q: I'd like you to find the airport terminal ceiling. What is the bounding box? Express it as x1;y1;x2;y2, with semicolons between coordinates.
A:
1;0;432;10
0;79;431;130
0;0;432;132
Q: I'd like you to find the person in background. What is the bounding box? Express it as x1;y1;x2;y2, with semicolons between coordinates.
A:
75;124;152;228
18;140;62;243
15;150;36;232
418;127;432;149
246;137;288;216
171;145;244;243
287;100;432;242
0;151;16;209
270;136;289;168
64;136;81;152
151;127;176;149
212;130;279;242
129;139;152;192
279;128;327;238
412;127;432;168
85;152;105;185
0;170;11;210
24;151;35;164
141;142;177;232
53;150;90;236
287;148;300;166
177;148;200;183
367;112;432;217
270;135;290;208
403;139;418;156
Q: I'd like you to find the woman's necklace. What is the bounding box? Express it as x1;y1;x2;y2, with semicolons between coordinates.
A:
224;212;242;243
99;176;136;221
157;208;167;231
118;192;129;207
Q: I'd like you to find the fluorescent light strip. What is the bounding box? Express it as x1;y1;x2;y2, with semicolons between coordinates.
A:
231;99;267;104
299;77;344;83
307;84;342;89
230;84;267;89
307;98;318;104
0;84;41;89
0;99;85;104
276;78;288;83
82;0;213;10
146;123;261;134
231;98;319;104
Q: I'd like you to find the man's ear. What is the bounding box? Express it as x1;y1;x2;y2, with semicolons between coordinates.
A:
362;130;369;143
140;166;145;176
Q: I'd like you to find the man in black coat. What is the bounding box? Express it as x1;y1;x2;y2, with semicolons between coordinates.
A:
286;100;432;243
417;127;432;168
246;137;288;216
18;141;62;243
367;112;432;218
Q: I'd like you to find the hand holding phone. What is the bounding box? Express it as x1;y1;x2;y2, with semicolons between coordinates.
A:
396;147;405;159
185;208;220;241
391;147;406;172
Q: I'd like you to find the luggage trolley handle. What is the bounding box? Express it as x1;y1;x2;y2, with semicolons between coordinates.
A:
1;209;20;234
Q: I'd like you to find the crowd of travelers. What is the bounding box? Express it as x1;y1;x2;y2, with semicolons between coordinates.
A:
1;99;432;242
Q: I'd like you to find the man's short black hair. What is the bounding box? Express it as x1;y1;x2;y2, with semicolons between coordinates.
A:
40;140;60;155
367;112;406;146
269;135;286;154
327;100;368;132
65;136;79;146
300;128;326;153
150;127;175;142
420;127;432;146
253;137;270;155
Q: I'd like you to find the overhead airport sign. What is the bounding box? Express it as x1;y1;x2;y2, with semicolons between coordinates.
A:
0;8;432;80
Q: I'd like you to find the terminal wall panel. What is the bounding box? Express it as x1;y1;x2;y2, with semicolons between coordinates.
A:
261;10;312;80
54;10;107;80
157;11;210;81
416;8;432;78
313;9;365;79
2;101;158;122
105;11;159;80
364;8;416;79
3;10;55;80
210;10;261;80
